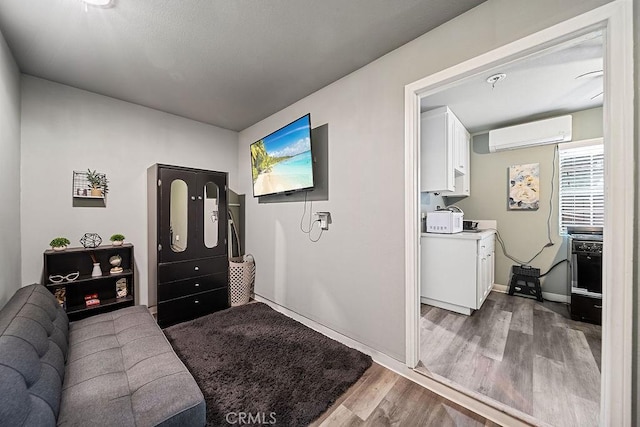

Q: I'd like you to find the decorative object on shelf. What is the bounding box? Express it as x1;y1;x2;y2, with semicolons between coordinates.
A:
86;169;109;197
109;255;123;274
110;234;125;246
116;278;128;298
50;237;71;251
53;287;66;307
90;253;102;277
508;163;540;210
84;293;100;307
91;263;102;277
80;233;102;248
48;271;79;284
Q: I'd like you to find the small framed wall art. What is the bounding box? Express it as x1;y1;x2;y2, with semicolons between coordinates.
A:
508;163;540;210
72;170;108;199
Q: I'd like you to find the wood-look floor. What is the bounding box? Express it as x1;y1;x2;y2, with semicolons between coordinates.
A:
311;363;499;427
418;291;601;427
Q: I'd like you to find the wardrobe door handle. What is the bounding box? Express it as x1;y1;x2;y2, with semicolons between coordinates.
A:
194;300;200;304
194;266;199;271
197;195;203;200
191;196;196;201
194;283;200;287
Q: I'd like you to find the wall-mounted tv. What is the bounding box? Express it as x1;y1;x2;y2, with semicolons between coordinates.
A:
251;114;314;197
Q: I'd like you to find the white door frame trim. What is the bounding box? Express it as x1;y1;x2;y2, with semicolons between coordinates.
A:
403;1;634;426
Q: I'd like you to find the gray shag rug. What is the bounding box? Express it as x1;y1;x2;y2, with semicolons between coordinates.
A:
163;302;372;426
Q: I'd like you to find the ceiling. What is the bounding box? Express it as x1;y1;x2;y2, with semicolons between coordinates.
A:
0;0;486;131
420;32;604;133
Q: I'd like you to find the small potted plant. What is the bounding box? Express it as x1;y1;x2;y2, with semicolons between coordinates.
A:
110;234;125;246
86;169;109;197
50;237;71;251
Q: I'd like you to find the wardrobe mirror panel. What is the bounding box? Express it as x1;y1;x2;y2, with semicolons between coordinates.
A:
204;181;219;248
170;179;188;252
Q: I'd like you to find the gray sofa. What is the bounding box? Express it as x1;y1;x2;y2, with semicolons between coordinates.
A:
0;284;206;426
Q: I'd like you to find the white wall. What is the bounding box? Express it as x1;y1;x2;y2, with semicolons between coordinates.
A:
238;0;614;361
0;30;21;307
20;76;238;305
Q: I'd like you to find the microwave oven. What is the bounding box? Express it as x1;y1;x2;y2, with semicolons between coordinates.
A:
426;209;463;234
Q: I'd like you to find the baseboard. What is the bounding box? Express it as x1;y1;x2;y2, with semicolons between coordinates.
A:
420;296;472;315
254;294;539;427
492;284;570;303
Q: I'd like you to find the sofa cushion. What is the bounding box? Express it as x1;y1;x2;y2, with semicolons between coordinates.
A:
0;284;69;427
58;305;205;426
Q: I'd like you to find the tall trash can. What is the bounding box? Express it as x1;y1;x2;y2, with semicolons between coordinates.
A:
229;254;256;306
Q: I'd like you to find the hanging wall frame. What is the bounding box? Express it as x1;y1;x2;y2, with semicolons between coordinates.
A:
72;170;108;207
508;163;540;210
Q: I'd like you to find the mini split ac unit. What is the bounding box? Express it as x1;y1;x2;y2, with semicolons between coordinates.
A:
488;115;572;152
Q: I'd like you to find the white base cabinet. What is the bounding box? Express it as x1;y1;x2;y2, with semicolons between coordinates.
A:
420;231;495;315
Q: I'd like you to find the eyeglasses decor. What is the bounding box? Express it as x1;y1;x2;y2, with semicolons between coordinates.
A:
48;272;80;283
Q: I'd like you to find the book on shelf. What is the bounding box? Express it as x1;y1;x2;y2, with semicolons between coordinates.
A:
84;293;100;307
54;287;66;308
116;278;128;298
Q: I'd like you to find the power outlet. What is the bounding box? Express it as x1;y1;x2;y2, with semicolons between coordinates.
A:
315;212;332;230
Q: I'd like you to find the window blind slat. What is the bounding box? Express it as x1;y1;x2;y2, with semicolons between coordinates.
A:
559;143;604;234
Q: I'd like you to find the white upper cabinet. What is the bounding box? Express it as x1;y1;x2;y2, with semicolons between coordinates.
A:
453;118;469;175
420;107;454;192
420;106;470;196
447;118;471;197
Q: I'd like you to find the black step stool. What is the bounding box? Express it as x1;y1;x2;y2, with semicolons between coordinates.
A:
508;265;543;302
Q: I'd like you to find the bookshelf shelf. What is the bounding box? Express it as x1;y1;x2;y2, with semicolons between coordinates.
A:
43;244;135;321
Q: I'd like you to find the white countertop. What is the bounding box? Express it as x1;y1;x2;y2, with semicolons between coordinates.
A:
421;229;495;240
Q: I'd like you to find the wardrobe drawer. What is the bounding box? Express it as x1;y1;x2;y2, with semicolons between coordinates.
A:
158;257;228;283
157;288;229;328
158;273;228;301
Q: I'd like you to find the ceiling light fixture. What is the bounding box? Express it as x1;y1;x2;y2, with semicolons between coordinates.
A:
486;73;507;89
80;0;114;8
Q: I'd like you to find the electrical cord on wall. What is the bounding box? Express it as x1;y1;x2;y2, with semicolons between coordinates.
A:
299;191;313;233
491;145;559;266
299;191;324;242
539;259;569;277
488;228;540;265
544;145;558;246
309;227;323;242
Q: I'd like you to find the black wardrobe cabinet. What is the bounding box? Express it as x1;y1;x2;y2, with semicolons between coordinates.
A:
147;164;230;327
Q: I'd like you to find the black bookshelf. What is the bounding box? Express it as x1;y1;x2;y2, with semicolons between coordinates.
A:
43;243;135;321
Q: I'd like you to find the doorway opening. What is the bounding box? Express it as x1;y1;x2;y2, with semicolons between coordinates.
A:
404;2;633;426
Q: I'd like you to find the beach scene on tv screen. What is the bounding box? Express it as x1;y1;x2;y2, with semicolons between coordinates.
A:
251;116;313;196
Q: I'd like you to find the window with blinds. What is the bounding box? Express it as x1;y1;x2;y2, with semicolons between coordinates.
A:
558;142;604;234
